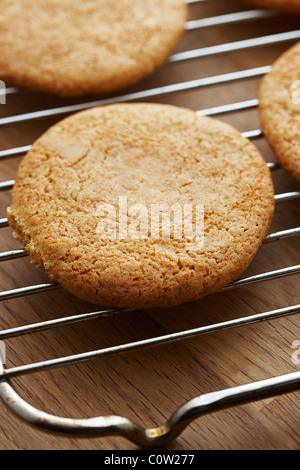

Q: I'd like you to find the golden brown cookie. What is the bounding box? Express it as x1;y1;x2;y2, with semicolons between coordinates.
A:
7;104;275;309
0;0;187;97
259;42;300;182
236;0;300;12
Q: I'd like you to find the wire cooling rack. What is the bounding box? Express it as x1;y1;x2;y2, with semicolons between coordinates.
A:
0;0;300;449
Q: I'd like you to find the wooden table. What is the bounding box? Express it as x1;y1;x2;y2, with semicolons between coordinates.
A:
0;0;299;450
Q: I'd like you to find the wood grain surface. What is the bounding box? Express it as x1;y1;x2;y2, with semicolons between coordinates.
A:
0;0;299;450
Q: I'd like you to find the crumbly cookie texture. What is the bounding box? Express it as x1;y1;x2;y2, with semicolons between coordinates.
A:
236;0;300;12
259;42;300;182
7;104;275;309
0;0;187;97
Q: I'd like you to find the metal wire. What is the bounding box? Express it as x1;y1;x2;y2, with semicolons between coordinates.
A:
0;1;300;448
0;66;273;126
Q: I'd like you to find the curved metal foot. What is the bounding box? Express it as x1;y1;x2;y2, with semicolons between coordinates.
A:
1;360;300;448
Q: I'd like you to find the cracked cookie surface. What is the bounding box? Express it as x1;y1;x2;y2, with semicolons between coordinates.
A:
8;104;275;308
259;42;300;182
0;0;187;96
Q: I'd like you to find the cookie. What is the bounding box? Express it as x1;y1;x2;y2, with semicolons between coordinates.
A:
0;0;187;97
259;42;300;182
236;0;300;12
7;104;275;309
